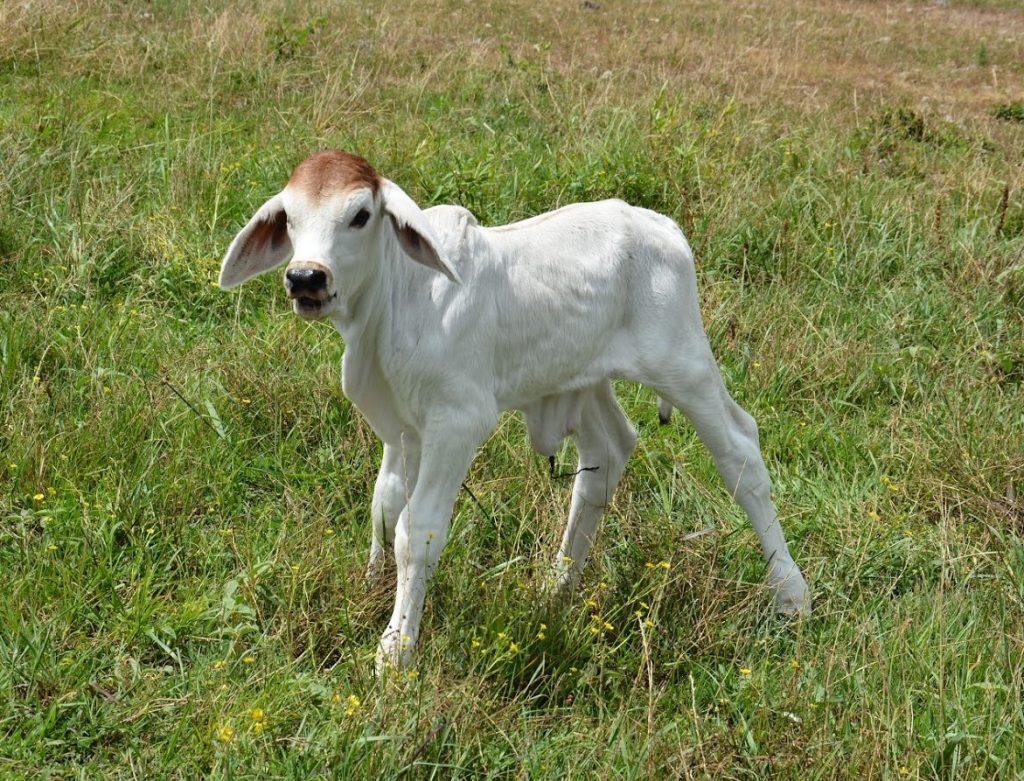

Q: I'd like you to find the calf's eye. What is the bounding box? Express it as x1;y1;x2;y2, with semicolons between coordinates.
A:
350;209;370;229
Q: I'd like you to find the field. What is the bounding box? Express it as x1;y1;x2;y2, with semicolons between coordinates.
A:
2;0;1023;777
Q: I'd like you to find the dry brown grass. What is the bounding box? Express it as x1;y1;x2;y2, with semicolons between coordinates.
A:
9;0;1020;120
382;0;1024;116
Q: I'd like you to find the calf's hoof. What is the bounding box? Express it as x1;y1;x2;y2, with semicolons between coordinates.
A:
768;560;811;617
544;559;580;604
364;555;387;583
375;630;415;676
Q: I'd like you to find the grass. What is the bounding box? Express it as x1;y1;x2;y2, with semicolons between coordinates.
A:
1;0;1023;777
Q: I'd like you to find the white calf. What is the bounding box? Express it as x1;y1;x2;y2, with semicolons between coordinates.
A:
219;150;810;670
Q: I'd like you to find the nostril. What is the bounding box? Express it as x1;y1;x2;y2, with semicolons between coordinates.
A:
285;267;327;291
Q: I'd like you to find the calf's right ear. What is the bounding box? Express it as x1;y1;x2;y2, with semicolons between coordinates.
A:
218;194;293;289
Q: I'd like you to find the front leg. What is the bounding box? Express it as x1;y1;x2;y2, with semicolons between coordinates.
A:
366;438;421;580
376;414;492;672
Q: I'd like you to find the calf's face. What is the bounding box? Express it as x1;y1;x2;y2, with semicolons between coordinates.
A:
280;181;381;320
219;150;461;319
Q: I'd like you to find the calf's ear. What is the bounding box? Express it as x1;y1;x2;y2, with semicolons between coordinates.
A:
381;181;461;284
218;193;293;289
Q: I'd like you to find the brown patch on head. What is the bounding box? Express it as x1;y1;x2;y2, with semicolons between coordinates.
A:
288;150;381;201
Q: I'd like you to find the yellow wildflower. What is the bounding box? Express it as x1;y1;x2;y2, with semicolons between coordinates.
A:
33;493;45;503
739;667;751;676
216;725;234;743
249;708;264;721
344;694;361;716
242;656;255;664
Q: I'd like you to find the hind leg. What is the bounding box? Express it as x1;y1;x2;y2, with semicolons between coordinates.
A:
549;381;638;594
649;350;810;615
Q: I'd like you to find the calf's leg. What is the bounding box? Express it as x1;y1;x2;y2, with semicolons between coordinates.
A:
376;415;491;672
549;381;638;593
366;439;420;580
646;347;810;615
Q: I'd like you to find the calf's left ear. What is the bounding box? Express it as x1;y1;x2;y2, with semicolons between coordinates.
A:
381;181;462;284
219;193;293;289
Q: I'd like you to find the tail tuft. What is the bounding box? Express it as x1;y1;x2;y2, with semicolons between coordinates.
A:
657;397;673;425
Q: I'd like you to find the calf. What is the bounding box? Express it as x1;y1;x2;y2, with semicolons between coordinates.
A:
219;150;810;670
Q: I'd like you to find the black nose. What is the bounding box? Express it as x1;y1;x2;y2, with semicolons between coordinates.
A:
285;267;327;294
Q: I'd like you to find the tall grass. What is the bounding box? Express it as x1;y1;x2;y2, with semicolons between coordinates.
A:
2;0;1023;777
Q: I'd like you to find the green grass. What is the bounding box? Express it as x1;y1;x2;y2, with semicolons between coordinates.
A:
2;0;1023;777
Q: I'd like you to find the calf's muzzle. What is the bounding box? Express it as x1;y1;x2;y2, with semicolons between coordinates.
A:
284;261;333;301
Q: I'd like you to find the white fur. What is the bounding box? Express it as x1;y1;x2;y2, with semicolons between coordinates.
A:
220;174;811;671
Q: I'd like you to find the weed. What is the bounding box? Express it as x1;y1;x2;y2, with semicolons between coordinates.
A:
993;101;1024;123
266;14;328;61
974;40;990;67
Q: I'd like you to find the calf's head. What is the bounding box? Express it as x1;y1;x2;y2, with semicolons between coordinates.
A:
219;150;460;320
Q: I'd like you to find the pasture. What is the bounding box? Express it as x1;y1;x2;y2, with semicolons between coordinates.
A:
1;0;1023;777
